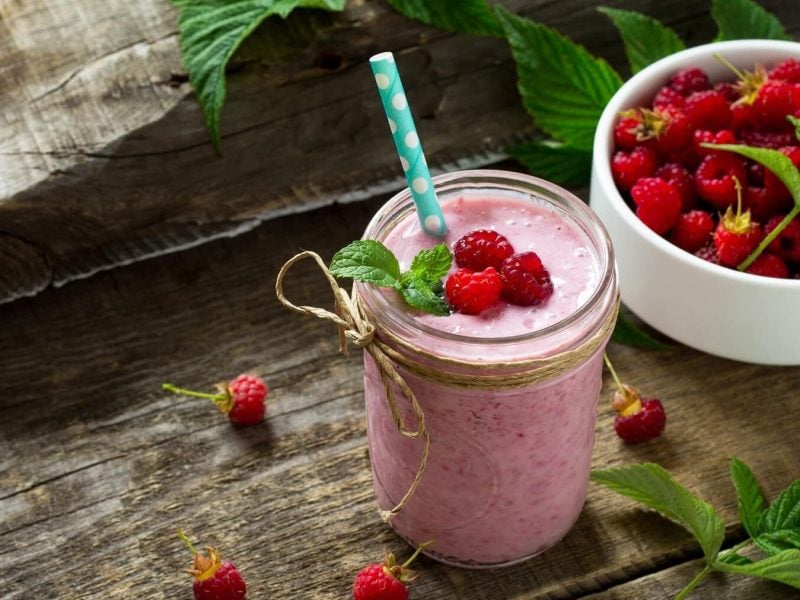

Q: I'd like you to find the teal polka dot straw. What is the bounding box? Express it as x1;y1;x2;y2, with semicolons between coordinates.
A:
369;52;447;237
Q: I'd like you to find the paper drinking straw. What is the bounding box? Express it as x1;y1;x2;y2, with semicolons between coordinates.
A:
369;52;447;237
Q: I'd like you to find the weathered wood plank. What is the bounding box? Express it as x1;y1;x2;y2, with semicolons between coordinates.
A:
1;192;798;598
2;0;798;303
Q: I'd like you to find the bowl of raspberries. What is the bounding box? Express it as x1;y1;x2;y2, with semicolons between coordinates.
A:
590;40;800;365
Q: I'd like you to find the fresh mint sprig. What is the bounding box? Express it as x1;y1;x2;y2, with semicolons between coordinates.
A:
329;240;451;316
592;459;800;599
704;143;800;271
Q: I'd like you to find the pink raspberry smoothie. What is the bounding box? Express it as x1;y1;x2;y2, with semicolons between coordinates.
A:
357;171;617;567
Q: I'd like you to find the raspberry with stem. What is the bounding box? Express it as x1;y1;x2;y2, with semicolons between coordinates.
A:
163;374;267;426
178;530;247;600
352;541;433;600
604;354;666;444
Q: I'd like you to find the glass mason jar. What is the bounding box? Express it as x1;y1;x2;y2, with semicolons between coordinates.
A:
355;170;618;568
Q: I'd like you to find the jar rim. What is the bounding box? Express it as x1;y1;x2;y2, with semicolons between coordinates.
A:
357;169;617;348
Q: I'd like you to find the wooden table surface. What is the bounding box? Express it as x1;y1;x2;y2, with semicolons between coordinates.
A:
2;185;800;599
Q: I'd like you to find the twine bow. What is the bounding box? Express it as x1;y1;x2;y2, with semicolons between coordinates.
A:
275;251;430;522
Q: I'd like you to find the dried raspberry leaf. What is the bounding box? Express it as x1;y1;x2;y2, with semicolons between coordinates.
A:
591;463;725;562
496;7;623;152
730;457;767;540
711;0;791;42
598;7;685;74
408;244;452;283
330;240;402;288
387;0;503;38
172;0;347;152
508;140;591;187
714;549;800;589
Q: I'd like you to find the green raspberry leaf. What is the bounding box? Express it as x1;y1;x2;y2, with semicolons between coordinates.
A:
408;244;452;283
718;551;754;565
755;530;800;555
759;480;800;534
597;7;685;74
495;6;623;152
330;240;402;288
592;463;725;561
388;0;502;37
789;115;800;142
730;457;767;539
712;0;791;42
172;0;346;152
508;140;592;187
400;274;450;316
715;549;800;589
611;308;669;350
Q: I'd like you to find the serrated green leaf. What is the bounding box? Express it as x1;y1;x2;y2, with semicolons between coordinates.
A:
730;457;767;539
495;7;623;151
611;309;669;349
788;115;800;142
597;7;685;74
388;0;502;37
718;551;754;565
592;463;726;561
172;0;346;151
400;275;450;316
706;145;800;206
329;240;402;288
715;549;800;588
756;530;800;555
408;244;452;283
760;481;800;534
711;0;790;42
508;140;591;187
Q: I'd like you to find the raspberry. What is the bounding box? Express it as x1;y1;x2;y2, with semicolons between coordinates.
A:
610;383;666;444
445;267;502;314
611;146;659;191
655;163;696;210
693;129;736;158
179;532;247;600
762;146;800;205
713;205;764;268
630;177;681;235
752;80;800;129
163;374;268;426
453;229;514;271
668;67;710;96
714;81;740;103
352;564;408;600
770;58;800;83
694;153;748;209
739;128;797;149
766;216;800;263
353;544;429;600
613;112;643;150
694;241;720;265
731;102;755;131
684;90;732;131
652;86;685;111
654;108;692;158
670;210;714;253
745;253;790;278
500;252;554;306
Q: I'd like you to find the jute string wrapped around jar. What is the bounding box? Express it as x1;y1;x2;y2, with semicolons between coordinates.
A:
275;250;619;520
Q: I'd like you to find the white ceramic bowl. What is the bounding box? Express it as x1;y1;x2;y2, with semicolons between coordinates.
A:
590;40;800;365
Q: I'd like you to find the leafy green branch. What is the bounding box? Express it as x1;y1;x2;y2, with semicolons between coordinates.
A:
592;460;800;598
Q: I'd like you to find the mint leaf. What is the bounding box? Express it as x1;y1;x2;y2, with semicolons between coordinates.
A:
789;115;800;142
408;244;452;283
400;274;450;316
172;0;346;151
715;549;800;589
756;530;800;555
759;480;800;534
495;7;623;152
597;7;685;74
508;140;592;187
711;0;791;42
329;240;402;288
730;457;767;539
592;463;725;561
388;0;502;37
611;309;669;349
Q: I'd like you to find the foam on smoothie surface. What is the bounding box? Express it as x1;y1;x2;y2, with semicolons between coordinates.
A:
381;192;600;338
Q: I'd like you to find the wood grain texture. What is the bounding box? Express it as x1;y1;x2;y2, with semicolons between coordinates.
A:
1;190;799;598
2;0;798;303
